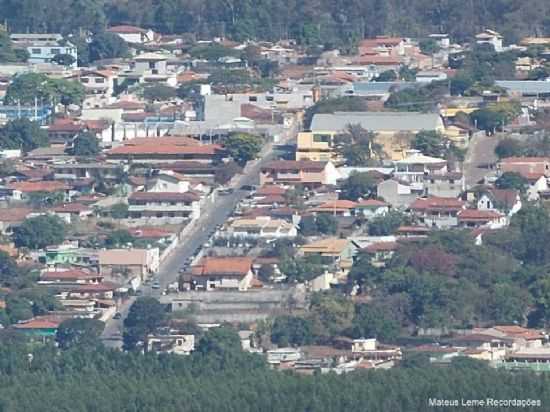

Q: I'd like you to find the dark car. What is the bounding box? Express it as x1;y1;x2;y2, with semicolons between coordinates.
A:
240;184;256;191
152;281;161;289
113;312;122;320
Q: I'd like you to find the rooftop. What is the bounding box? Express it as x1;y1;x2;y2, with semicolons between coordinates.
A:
310;112;442;133
191;256;253;276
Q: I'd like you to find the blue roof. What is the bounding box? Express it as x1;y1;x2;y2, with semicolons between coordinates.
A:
495;81;550;95
352;81;415;95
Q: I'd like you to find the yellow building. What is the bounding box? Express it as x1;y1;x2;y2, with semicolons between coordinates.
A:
295;131;340;162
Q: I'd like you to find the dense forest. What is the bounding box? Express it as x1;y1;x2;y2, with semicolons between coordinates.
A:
1;0;550;48
0;327;548;412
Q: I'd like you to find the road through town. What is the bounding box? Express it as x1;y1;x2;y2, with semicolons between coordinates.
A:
101;127;297;347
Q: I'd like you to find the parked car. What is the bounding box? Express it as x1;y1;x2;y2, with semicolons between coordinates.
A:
113;312;122;320
152;281;161;289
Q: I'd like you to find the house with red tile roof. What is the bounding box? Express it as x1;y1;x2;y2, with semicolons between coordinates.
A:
0;207;33;233
51;203;93;223
409;196;466;228
189;256;254;291
457;209;506;229
128;191;201;222
107;25;155;44
477;188;522;216
310;200;358;216
107;142;224;164
39;268;103;285
353;199;390;219
260;160;339;187
7;181;70;202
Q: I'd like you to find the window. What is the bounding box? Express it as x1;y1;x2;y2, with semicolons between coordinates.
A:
95;78;105;84
81;78;90;84
31;48;41;55
51;48;60;55
313;134;330;143
249;96;258;102
266;96;274;101
449;179;455;184
149;61;156;69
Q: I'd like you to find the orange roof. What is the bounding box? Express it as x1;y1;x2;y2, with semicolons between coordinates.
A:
499;156;550;164
458;209;503;221
129;227;174;238
410;196;465;211
255;185;287;196
129;191;200;203
191;257;253;277
364;241;398;253
353;55;401;65
41;269;100;281
107;25;148;34
493;325;544;340
0;207;33;222
8;181;69;193
125;136;199;146
14;318;61;329
314;200;358;210
356;199;388;207
52;203;91;213
108;144;221;156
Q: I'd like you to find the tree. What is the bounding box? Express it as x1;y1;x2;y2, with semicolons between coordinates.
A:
335;124;382;166
0;118;48;152
105;230;134;248
0;28;27;63
258;264;275;283
271;316;314;346
56;318;105;349
315;214;337;235
110;203;129;219
368;211;405;236
495;171;528;192
214;161;242;185
4;73;84;107
340;172;378;200
418;38;440;55
412;131;445;158
308;292;354;342
51;53;75;67
0;251;19;285
143;84;177;102
88;32;129;62
13;215;66;249
494;137;524;158
123;297;166;351
375;70;397;82
350;304;400;342
304;96;367;129
224;133;263;166
72;131;100;156
450;72;474;96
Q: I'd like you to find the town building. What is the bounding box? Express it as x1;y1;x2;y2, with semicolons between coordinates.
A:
260;160;339;187
187;257;254;291
409;196;466;228
10;33;78;67
128;191;201;222
98;248;160;280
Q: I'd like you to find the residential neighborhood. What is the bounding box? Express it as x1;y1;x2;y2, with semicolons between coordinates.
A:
2;1;550;409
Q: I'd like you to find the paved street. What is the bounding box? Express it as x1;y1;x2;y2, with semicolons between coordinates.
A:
101;126;297;347
463;132;500;188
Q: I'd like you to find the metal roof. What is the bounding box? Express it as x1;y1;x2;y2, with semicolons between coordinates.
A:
311;111;442;133
495;80;550;95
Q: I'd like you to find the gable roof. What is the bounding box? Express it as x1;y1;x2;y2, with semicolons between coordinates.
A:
129;191;200;203
410;196;465;211
191;257;253;277
311;112;442;133
8;181;69;193
262;160;328;172
300;238;350;255
107;25;148;34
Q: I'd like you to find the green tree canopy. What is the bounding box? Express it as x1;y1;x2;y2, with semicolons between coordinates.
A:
56;318;105;349
88;31;129;62
495;171;528;192
340;171;378;200
123;297;166;351
13;215;66;249
72;131;101;156
0;118;48;152
4;73;85;107
143;84;177;102
224;132;262;166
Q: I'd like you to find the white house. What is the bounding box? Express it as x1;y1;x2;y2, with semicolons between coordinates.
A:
128;191;201;223
475;29;503;52
353;199;390;218
10;33;78;68
106;25;155;44
225;216;298;239
69;69;117;108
